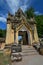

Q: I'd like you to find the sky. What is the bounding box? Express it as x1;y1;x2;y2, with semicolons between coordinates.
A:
0;0;43;29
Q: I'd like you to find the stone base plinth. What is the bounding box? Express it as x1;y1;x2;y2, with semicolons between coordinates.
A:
4;44;11;55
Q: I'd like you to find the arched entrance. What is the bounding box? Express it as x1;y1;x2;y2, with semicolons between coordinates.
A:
15;25;33;45
18;31;28;45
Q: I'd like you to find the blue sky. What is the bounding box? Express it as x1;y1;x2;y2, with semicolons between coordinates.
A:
0;0;43;29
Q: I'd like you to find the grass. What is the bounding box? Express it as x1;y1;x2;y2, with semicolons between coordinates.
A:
0;53;11;65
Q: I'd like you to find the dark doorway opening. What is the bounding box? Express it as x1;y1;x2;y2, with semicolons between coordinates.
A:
18;31;28;45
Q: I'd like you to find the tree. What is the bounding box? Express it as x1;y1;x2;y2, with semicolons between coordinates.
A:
35;15;43;37
0;29;6;37
25;7;35;19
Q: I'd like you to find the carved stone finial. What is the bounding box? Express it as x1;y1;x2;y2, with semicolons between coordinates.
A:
29;17;36;24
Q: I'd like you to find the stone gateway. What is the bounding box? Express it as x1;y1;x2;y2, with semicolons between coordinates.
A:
6;8;39;46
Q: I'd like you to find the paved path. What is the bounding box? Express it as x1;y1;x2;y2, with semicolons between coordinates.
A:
12;45;43;65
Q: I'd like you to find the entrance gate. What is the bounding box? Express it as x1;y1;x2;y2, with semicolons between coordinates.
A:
18;31;28;45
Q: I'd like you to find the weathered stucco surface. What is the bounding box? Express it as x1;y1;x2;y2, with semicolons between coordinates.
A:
5;8;39;45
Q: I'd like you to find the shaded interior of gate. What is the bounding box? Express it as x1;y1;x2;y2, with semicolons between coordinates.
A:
18;31;28;45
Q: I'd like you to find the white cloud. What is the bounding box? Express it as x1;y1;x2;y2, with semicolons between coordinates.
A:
21;5;27;11
6;0;34;14
0;17;6;22
0;13;8;18
34;11;42;15
6;0;20;14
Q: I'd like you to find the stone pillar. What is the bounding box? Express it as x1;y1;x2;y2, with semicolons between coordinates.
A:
23;33;27;45
6;23;11;44
14;31;16;43
6;23;14;45
30;32;33;45
28;31;32;45
16;31;18;44
34;24;39;43
11;29;14;44
28;32;30;45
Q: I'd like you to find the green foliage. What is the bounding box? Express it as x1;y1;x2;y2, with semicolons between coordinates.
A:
25;7;35;18
0;29;6;37
35;15;43;37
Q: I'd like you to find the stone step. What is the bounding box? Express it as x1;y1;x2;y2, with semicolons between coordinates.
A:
22;49;37;52
22;50;37;53
22;51;38;56
22;53;38;56
22;48;35;50
11;46;38;56
22;48;36;50
11;52;38;56
22;46;38;56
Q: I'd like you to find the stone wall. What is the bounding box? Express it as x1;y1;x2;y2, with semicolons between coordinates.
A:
6;23;14;44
